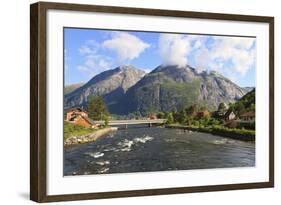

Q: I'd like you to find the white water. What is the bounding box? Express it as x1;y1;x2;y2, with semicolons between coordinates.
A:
85;152;104;158
116;135;154;152
95;160;110;166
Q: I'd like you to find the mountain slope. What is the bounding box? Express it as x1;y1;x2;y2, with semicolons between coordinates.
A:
64;65;146;109
115;65;247;115
230;88;255;115
64;82;84;95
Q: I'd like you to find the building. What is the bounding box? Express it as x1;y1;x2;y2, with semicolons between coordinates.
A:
196;110;210;119
148;113;157;120
212;110;226;119
240;111;255;121
224;110;236;121
65;107;88;121
65;107;98;128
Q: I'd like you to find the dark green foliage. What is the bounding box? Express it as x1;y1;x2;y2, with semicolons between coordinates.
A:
185;104;198;117
160;81;200;112
163;90;255;139
193;120;200;127
124;78;201;115
239;121;255;130
87;96;109;120
178;109;187;124
157;112;165;119
166;104;220;128
166;113;174;124
167;124;255;141
230;89;255;117
218;102;227;112
101;113;109;126
236;101;246;115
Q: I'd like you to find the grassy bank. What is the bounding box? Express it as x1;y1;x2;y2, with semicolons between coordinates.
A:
64;121;99;140
166;124;255;141
64;121;117;146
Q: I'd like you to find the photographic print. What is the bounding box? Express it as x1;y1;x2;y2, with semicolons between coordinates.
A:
63;28;256;176
30;2;274;202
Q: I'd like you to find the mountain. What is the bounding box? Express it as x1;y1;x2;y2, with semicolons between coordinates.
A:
114;65;248;115
64;82;84;95
230;88;255;115
243;87;255;93
64;65;146;108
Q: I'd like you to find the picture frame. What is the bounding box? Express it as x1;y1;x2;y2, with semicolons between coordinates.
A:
30;1;274;202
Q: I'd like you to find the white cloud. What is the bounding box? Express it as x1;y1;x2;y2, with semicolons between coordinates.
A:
194;47;211;72
103;32;150;62
175;35;257;77
209;37;256;75
158;34;191;67
78;54;113;76
78;40;99;55
193;40;202;49
77;40;113;77
77;65;90;73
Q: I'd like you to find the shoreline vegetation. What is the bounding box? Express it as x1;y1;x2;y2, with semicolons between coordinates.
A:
64;122;118;146
64;89;256;145
165;124;255;141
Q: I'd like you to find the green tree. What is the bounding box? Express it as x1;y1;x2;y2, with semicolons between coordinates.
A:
228;103;235;112
157;112;165;119
235;102;246;116
166;113;174;124
186;104;198;117
87;96;108;120
249;103;255;112
128;113;135;119
199;106;208;112
218;102;227;112
185;116;192;125
193;120;200;127
178;109;187;124
134;111;142;119
102;114;109;126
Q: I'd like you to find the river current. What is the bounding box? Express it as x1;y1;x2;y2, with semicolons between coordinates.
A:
64;126;255;176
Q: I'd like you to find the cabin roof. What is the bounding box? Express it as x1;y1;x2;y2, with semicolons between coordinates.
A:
225;110;235;117
82;116;95;125
65;107;87;113
240;111;255;117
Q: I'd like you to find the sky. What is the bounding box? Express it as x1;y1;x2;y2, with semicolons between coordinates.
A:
64;28;256;87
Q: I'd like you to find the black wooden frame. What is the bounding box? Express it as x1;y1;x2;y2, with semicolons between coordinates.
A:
30;1;274;202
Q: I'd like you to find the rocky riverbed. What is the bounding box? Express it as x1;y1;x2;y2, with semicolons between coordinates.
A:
64;126;255;176
64;127;118;146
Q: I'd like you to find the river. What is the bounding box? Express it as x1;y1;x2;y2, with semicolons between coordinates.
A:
64;126;255;176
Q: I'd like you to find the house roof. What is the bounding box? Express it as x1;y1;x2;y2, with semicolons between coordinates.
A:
240;111;255;117
225;110;235;117
65;107;87;113
82;116;95;125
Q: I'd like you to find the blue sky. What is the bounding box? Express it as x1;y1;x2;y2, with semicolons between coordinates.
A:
64;28;256;87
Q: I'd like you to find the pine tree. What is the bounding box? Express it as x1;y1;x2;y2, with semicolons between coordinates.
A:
87;96;108;120
166;113;174;124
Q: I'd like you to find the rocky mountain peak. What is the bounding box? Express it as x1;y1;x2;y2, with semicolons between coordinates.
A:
64;65;146;108
116;64;248;114
64;64;250;115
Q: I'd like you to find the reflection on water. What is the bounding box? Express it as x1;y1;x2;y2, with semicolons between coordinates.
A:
64;125;255;176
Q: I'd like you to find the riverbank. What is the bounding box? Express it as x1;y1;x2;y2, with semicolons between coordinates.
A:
64;127;118;146
165;124;255;141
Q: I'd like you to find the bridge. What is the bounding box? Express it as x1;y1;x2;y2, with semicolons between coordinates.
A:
93;119;167;128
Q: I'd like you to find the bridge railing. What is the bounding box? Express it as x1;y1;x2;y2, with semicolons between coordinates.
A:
93;119;167;125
